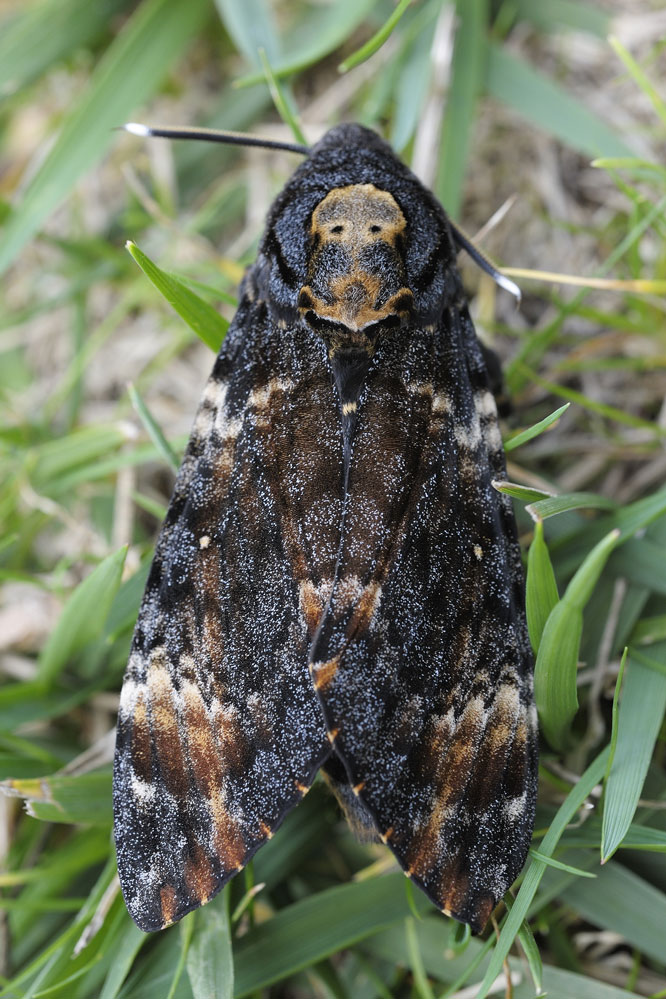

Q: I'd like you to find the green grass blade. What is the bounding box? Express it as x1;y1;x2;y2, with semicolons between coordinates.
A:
258;49;307;146
126;242;228;353
2;772;112;825
602;649;666;862
526;520;559;652
233;873;431;996
486;43;634;159
513;361;665;437
405;917;435;999
503;895;544;997
511;0;609;36
0;0;209;277
554;857;666;965
187;888;233;999
535;529;619;748
30;426;128;493
526;491;618;521
339;0;413;73
475;749;608;999
128;383;180;473
492;481;553;504
608;35;666;131
37;546;128;687
99;920;147;999
0;0;129;97
631;613;666;645
561;818;666;852
234;0;380;87
528;849;596;878
213;0;278;68
365;914;635;998
503;402;570;451
609;537;666;596
603;647;628;784
436;0;488;217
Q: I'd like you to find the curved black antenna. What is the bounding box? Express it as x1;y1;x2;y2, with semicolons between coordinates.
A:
449;220;521;305
122;122;311;156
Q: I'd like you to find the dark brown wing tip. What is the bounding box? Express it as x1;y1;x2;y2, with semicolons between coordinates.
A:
441;890;496;935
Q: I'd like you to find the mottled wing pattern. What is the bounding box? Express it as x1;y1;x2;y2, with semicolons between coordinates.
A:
310;299;537;932
113;283;343;931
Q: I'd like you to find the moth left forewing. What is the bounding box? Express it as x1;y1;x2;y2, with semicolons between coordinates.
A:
114;295;342;932
310;303;537;932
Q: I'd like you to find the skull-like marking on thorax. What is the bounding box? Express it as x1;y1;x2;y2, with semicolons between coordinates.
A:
298;184;414;356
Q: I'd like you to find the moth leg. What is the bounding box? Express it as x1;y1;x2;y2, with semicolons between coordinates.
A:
320;755;378;842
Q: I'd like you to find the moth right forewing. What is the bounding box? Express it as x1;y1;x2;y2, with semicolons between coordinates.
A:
309;297;537;932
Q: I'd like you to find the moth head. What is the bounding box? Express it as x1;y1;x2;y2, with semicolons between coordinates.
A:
298;184;414;351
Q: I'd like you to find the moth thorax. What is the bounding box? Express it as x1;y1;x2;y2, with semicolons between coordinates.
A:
298;184;413;353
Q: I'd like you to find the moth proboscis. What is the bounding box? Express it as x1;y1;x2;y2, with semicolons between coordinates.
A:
113;122;538;935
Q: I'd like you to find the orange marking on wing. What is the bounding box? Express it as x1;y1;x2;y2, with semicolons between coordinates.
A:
312;655;340;691
160;885;178;926
352;781;365;795
129;688;152;783
147;659;189;800
184;843;216;906
295;781;309;796
326;728;339;744
407;698;485;878
259;822;274;840
181;681;223;799
299;580;326;634
347;581;382;638
440;865;469;917
209;792;247;872
380;827;394;844
467;684;521;811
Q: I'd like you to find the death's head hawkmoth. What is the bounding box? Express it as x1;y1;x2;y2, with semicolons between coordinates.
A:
113;122;538;935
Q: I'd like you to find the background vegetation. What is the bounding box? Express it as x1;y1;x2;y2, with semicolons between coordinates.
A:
1;0;666;995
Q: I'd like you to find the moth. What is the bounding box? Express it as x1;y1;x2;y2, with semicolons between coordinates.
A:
113;122;538;935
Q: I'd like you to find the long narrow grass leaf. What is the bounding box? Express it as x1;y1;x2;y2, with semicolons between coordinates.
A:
187;888;233;999
526;492;618;522
602;649;666;862
528;849;596;878
37;547;127;687
233;873;431;996
525;520;559;653
0;0;129;98
486;43;633;159
126;241;228;352
503;895;544;997
1;772;112;825
535;530;619;748
258;49;307;145
234;0;380;86
503;403;569;451
0;0;209;276
492;481;554;504
214;0;278;68
437;0;487;217
128;383;180;473
608;35;666;131
339;0;413;72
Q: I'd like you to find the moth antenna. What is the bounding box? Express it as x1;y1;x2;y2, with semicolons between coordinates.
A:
449;221;521;305
121;122;311;156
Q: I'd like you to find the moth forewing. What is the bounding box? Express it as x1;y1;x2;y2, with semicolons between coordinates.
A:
114;123;537;934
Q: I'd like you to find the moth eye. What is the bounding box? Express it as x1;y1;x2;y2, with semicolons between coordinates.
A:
330;225;344;234
369;224;382;233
